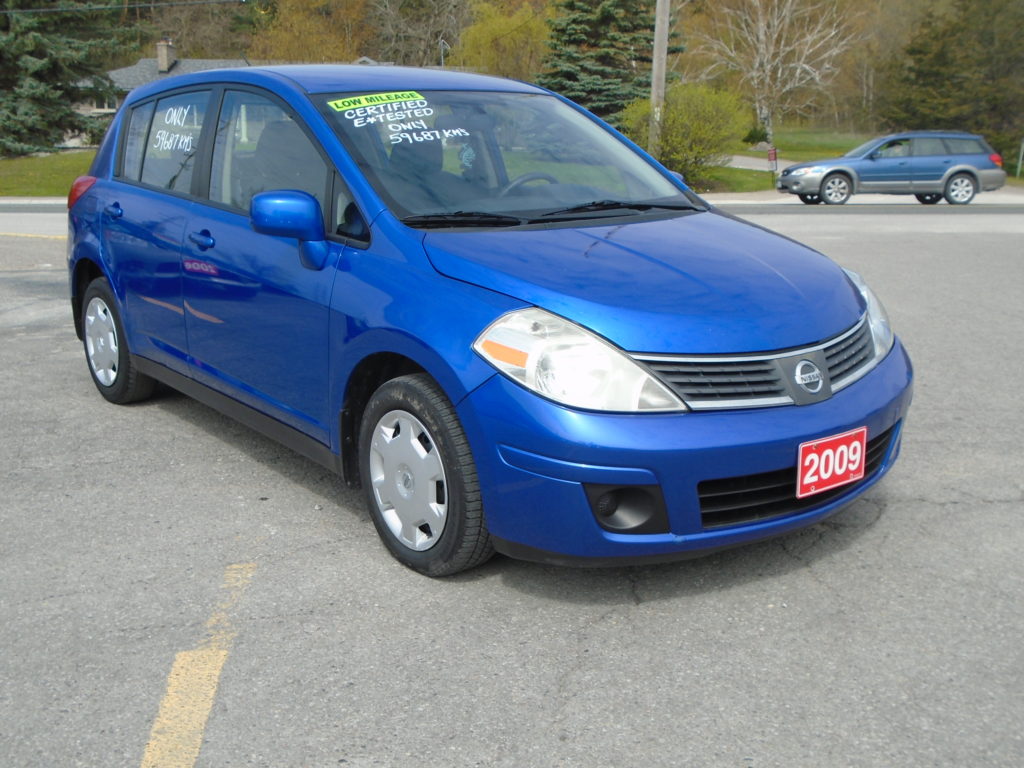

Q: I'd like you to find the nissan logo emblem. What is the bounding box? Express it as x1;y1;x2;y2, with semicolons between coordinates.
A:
795;360;824;394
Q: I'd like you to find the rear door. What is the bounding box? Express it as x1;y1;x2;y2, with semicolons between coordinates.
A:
103;89;212;375
909;136;952;192
181;89;341;441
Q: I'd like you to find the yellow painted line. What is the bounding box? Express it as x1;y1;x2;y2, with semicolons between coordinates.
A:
0;232;66;240
141;563;256;768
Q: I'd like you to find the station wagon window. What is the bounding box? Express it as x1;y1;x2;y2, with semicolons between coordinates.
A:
912;137;947;156
210;90;329;214
121;101;155;181
944;137;984;154
875;139;910;158
139;90;211;193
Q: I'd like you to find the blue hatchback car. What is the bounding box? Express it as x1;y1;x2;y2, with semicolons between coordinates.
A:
68;66;913;575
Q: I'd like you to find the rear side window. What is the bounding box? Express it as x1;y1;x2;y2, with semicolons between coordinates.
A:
209;90;329;213
121;102;155;181
912;137;947;156
139;91;211;193
944;138;985;154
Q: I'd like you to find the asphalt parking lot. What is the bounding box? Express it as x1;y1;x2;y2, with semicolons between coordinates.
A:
2;197;1022;767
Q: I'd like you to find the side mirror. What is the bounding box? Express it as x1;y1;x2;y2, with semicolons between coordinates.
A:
669;170;687;185
250;190;329;270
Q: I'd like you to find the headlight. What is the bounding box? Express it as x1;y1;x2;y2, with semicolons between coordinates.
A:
473;308;685;412
844;269;894;358
790;166;824;177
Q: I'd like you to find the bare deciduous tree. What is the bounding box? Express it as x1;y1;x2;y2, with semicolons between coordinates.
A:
368;0;473;67
692;0;856;141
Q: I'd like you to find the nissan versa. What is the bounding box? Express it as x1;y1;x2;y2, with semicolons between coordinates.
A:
68;66;913;575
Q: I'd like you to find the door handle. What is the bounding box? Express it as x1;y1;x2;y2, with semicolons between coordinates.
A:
104;203;123;219
188;230;215;250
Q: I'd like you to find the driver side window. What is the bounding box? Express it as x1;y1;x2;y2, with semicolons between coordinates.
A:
877;140;910;159
210;91;329;215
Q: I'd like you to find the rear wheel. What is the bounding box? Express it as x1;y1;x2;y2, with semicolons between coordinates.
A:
81;277;155;404
944;173;976;205
915;193;942;205
359;374;493;576
798;194;822;205
821;174;852;205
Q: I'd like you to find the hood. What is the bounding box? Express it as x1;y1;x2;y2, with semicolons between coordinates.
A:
424;211;864;355
783;156;846;172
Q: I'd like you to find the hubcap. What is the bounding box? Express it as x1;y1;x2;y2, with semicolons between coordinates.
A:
369;410;448;551
949;177;974;202
824;177;849;203
84;297;119;386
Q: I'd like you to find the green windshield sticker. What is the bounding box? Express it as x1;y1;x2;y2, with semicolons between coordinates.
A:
328;91;424;112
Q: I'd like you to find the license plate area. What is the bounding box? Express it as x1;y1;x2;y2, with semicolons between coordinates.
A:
797;427;868;499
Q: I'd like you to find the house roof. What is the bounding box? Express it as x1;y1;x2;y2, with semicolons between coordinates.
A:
107;58;250;92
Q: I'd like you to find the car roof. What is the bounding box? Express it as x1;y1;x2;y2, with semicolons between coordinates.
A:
881;130;982;141
124;64;546;104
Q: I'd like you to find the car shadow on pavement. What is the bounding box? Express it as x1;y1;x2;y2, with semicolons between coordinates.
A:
469;495;889;604
146;384;887;602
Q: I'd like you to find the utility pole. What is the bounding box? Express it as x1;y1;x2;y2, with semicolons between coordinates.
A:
648;0;670;158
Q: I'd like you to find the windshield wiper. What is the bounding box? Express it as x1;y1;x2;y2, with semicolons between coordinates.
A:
537;199;698;219
401;211;526;228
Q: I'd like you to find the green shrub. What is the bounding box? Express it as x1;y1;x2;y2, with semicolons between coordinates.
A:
620;83;747;187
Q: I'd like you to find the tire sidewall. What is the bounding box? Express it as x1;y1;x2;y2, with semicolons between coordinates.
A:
358;375;481;575
81;278;134;403
821;174;851;205
944;173;976;205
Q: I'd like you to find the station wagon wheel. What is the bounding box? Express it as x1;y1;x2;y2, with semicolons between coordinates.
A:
81;277;155;404
944;173;977;205
915;193;942;205
799;194;822;205
359;374;493;576
821;173;852;205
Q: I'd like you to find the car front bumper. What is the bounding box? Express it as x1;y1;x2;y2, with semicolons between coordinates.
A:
776;170;827;195
458;340;913;564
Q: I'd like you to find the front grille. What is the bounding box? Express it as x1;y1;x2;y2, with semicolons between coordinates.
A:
697;425;895;529
642;358;788;406
825;319;873;387
633;315;876;411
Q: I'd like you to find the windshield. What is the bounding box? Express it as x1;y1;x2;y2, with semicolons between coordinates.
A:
320;90;698;224
844;138;883;158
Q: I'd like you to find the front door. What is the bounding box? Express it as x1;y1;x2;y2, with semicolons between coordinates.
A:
181;90;338;441
857;138;912;193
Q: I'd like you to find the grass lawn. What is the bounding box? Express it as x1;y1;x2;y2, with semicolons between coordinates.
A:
695;166;776;194
733;126;876;163
0;150;96;196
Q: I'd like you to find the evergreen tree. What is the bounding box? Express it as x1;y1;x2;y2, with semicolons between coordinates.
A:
0;1;124;156
537;0;656;120
880;0;1024;159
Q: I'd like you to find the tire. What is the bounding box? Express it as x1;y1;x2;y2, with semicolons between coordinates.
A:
821;174;852;205
798;194;822;205
915;193;942;205
944;173;976;205
81;277;155;404
359;374;493;576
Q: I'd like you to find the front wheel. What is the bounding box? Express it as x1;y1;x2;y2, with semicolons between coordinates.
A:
915;193;942;205
799;194;822;205
821;174;852;205
359;374;493;576
81;277;155;404
944;173;977;205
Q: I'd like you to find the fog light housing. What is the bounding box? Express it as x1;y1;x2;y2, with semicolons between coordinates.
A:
584;484;669;534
